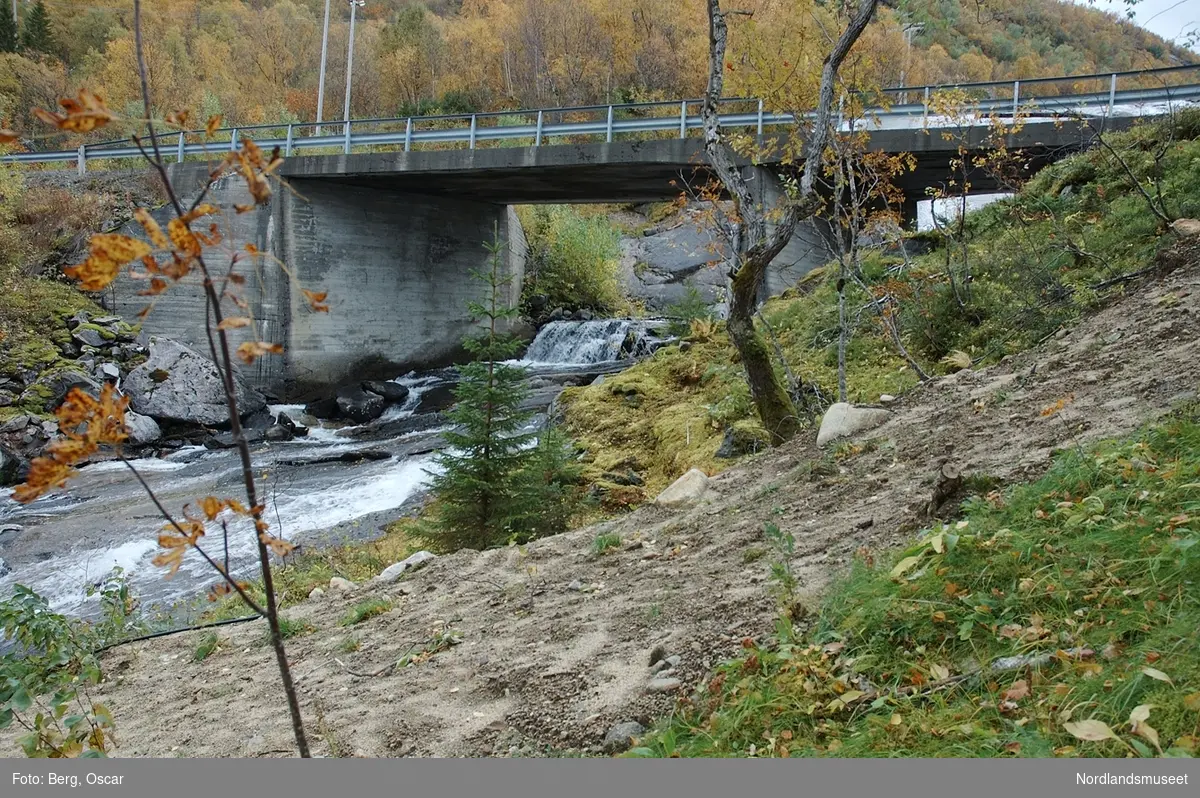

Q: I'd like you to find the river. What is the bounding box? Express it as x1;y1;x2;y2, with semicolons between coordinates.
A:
0;319;669;620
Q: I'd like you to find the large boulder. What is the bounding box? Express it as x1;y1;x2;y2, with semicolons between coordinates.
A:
124;338;266;426
336;385;386;423
654;468;709;508
123;411;162;446
816;402;892;447
20;369;101;411
362;380;409;404
0;443;23;486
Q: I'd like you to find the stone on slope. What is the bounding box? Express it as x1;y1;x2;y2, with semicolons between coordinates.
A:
816;402;892;447
654;468;709;508
124;338;265;425
375;550;437;584
602;722;645;754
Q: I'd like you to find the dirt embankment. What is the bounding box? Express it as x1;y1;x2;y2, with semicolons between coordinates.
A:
55;258;1200;758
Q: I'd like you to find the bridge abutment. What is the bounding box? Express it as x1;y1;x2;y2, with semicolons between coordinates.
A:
109;165;525;399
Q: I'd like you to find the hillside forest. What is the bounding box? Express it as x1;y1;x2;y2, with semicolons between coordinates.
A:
0;0;1195;144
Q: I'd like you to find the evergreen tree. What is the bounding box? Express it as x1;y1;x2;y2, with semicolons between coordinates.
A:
516;426;585;541
425;232;537;551
21;0;54;56
0;3;17;54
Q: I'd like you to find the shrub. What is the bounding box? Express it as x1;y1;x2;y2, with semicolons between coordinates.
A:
519;205;627;315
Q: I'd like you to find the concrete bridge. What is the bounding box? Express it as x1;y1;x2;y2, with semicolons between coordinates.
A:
13;66;1195;398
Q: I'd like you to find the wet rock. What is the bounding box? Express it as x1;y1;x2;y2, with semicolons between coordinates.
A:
547;307;567;322
375;551;436;584
276;412;308;437
362;380;410;404
654;468;709;508
124;411;162;446
203;430;264;450
336;385;386;423
0;523;23;548
601;722;645;754
329;577;355;592
645;677;682;693
0;444;23;486
0;557;9;578
305;396;339;419
125;338;265;425
264;424;294;442
816;402;892;447
243;409;275;431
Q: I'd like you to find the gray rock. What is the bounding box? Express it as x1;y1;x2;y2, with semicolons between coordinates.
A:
654;468;709;508
308;587;325;600
276;412;308;437
362;380;410;404
567;579;585;592
664;655;682;668
0;415;30;433
72;328;109;349
91;316;122;326
375;550;437;584
601;722;645;754
0;390;14;408
243;408;275;431
0;557;8;578
590;374;606;387
336;385;386;423
329;577;355;592
715;425;767;459
816;402;892;447
576;309;594;321
264;424;294;442
203;430;263;450
124;411;162;446
0;444;23;486
0;523;22;548
97;362;122;380
124;338;265;426
21;370;101;410
645;677;682;693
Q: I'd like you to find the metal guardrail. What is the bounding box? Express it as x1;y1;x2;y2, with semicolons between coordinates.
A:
3;64;1198;174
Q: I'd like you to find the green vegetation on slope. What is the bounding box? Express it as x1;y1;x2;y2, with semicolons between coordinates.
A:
519;205;630;318
633;406;1200;758
561;110;1200;499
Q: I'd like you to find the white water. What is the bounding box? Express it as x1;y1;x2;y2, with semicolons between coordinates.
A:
518;319;670;365
1;318;658;616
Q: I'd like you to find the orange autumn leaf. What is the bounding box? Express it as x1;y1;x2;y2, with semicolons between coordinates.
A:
167;217;201;258
134;208;169;249
64;234;152;291
0;129;19;144
33;89;115;133
200;496;224;521
260;534;295;559
165;110;190;129
302;289;329;312
217;316;252;330
180;203;220;224
206;114;223;138
236;341;284;364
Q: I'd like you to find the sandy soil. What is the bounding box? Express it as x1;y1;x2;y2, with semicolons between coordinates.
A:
36;257;1200;758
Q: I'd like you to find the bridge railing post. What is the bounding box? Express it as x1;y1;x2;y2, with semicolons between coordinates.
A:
176;131;185;163
757;98;764;137
1012;80;1020;120
922;86;930;128
404;118;413;152
343;120;351;155
535;110;544;147
284;123;294;157
469;114;477;149
606;105;614;143
230;128;238;151
679;100;687;139
1108;72;1117;117
76;144;86;176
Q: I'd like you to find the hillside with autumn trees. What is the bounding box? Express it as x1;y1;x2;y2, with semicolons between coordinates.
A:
0;0;1194;141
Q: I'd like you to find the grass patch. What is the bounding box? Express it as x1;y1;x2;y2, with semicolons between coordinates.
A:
270;616;315;642
337;636;361;654
633;409;1200;758
591;532;622;555
340;598;393;627
192;631;223;662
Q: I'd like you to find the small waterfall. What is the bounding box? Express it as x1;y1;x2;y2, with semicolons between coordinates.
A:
520;319;671;365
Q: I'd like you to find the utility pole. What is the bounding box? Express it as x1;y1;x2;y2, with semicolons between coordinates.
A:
315;0;331;135
343;0;364;128
899;21;923;105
